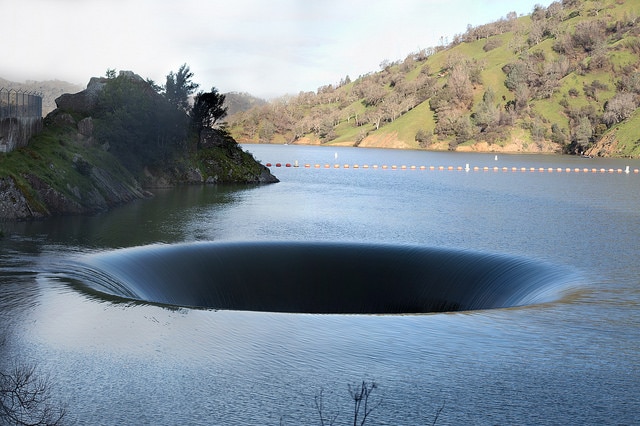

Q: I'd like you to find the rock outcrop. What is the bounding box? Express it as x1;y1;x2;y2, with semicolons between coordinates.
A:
55;77;108;115
0;177;44;220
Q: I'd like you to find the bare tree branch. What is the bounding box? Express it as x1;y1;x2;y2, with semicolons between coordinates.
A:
0;363;66;426
348;381;381;426
431;401;445;426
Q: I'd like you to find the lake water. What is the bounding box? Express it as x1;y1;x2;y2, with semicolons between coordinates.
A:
1;144;639;425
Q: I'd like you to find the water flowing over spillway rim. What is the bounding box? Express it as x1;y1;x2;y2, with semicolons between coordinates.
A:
50;241;583;315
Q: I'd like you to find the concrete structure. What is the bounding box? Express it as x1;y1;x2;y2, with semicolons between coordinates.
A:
0;88;43;153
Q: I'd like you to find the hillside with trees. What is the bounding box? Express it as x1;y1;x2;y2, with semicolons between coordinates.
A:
227;0;640;158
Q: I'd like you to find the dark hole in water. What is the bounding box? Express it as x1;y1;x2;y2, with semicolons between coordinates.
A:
64;241;575;314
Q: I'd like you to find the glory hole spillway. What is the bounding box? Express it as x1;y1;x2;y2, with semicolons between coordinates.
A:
53;241;580;314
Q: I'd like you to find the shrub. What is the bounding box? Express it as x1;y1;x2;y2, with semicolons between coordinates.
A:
483;38;502;52
415;129;432;148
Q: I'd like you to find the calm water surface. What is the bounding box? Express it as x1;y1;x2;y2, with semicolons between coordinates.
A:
1;145;639;425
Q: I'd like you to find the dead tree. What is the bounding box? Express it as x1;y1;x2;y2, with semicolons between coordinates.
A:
0;363;66;425
348;381;381;426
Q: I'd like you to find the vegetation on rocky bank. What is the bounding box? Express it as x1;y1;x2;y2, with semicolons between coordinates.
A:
0;67;277;220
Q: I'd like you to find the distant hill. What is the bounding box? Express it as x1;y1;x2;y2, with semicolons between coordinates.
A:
227;0;640;158
223;92;268;117
0;77;84;116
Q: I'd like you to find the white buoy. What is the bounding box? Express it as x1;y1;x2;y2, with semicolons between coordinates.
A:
465;163;470;172
625;165;630;174
294;160;299;167
495;155;498;161
334;152;338;160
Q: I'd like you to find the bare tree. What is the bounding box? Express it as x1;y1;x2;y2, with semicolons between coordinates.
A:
314;381;381;426
314;389;338;426
348;381;382;426
0;364;66;426
603;92;638;126
311;381;445;426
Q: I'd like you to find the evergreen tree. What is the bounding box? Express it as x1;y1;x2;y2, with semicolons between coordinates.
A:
191;88;228;135
163;64;199;112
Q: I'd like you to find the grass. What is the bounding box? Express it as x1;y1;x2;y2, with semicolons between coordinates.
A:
607;109;640;157
0;119;139;214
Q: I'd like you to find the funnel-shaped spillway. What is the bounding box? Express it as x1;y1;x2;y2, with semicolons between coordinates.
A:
62;241;578;314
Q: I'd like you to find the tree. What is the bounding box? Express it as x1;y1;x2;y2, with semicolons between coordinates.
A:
163;63;199;111
310;381;445;426
348;381;381;426
0;365;66;425
191;88;228;135
603;92;637;126
357;80;387;107
313;381;381;426
95;73;188;171
473;88;500;132
1;332;66;426
447;64;474;109
573;115;593;149
415;129;432;148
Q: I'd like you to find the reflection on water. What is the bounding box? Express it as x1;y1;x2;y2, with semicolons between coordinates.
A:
1;146;640;424
1;185;254;248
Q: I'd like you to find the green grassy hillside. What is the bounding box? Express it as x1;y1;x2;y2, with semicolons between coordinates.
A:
228;0;640;157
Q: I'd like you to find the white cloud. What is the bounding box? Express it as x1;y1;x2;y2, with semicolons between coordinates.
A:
2;0;550;98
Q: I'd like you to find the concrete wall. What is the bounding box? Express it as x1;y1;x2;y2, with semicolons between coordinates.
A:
0;116;43;153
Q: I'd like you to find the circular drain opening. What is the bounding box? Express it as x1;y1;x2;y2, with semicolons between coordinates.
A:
63;241;576;314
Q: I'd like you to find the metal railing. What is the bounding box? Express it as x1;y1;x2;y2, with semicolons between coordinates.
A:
0;87;43;119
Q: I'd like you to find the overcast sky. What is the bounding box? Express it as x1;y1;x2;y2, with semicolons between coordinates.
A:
3;0;551;99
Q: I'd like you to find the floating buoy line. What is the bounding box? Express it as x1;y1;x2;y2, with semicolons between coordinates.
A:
264;162;639;174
